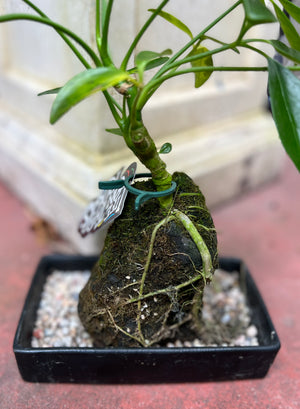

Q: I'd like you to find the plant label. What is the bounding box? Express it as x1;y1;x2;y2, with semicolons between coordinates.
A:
78;163;137;237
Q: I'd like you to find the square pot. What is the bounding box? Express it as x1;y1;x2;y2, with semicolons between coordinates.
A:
13;255;280;383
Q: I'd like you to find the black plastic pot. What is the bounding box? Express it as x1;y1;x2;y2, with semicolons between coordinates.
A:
13;255;280;383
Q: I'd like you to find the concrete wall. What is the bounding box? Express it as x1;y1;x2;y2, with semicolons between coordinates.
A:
0;0;284;253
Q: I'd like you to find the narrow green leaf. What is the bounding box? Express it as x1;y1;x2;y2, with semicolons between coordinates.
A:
135;49;172;66
188;46;213;88
271;1;300;51
268;59;300;171
50;67;129;124
148;8;193;39
277;0;300;24
38;87;61;96
135;51;160;66
269;40;300;63
242;0;277;24
106;128;123;136
135;49;172;78
159;142;172;154
144;56;170;71
129;56;170;74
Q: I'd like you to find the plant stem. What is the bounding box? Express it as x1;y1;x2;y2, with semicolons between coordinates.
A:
164;65;269;75
124;119;173;205
120;0;170;70
240;41;271;60
100;0;114;66
0;13;102;67
21;0;91;69
152;0;243;81
95;0;102;56
137;65;269;110
103;91;123;127
166;43;235;69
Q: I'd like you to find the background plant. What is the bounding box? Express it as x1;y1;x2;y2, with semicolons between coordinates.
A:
1;0;300;207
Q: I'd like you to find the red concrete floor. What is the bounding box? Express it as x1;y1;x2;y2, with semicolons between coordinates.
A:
0;158;299;409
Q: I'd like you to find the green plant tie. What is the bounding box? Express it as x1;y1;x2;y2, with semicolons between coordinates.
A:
99;173;177;211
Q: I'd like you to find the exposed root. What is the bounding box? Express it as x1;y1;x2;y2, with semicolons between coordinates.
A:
173;209;213;278
107;309;145;345
120;208;213;344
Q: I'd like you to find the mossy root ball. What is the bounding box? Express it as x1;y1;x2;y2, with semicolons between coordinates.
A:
78;173;218;347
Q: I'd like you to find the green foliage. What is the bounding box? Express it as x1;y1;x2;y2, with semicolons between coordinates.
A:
188;45;213;88
148;8;193;39
271;1;300;50
1;0;300;181
277;0;300;24
50;67;129;124
159;143;172;154
38;88;61;97
268;59;300;171
242;0;277;25
135;49;172;80
269;40;300;64
106;128;123;136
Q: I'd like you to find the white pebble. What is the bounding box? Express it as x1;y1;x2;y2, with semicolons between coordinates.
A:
246;325;258;338
31;271;92;348
192;339;203;347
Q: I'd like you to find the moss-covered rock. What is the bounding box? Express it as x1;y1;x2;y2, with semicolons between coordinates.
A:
78;173;218;347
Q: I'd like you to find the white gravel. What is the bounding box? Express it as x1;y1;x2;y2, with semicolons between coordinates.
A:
32;271;93;348
31;268;259;348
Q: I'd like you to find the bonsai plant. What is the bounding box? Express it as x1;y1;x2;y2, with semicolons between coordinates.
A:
1;0;300;355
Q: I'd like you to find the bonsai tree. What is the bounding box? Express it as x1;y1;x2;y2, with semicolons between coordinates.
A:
1;0;300;347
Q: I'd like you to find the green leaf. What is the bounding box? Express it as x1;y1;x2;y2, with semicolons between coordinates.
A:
268;59;300;171
148;8;193;39
135;49;172;78
128;56;170;74
159;142;172;154
269;40;300;63
106;128;123;136
271;1;300;51
145;56;170;71
242;0;277;24
277;0;300;24
135;49;172;66
50;67;129;124
188;46;213;88
38;87;61;96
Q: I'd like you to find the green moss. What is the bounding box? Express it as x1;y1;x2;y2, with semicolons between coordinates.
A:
78;172;218;347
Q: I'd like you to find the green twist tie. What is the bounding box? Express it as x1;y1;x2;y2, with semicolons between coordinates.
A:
99;173;177;211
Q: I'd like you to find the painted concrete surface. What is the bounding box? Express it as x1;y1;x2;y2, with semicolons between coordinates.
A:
0;158;299;409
